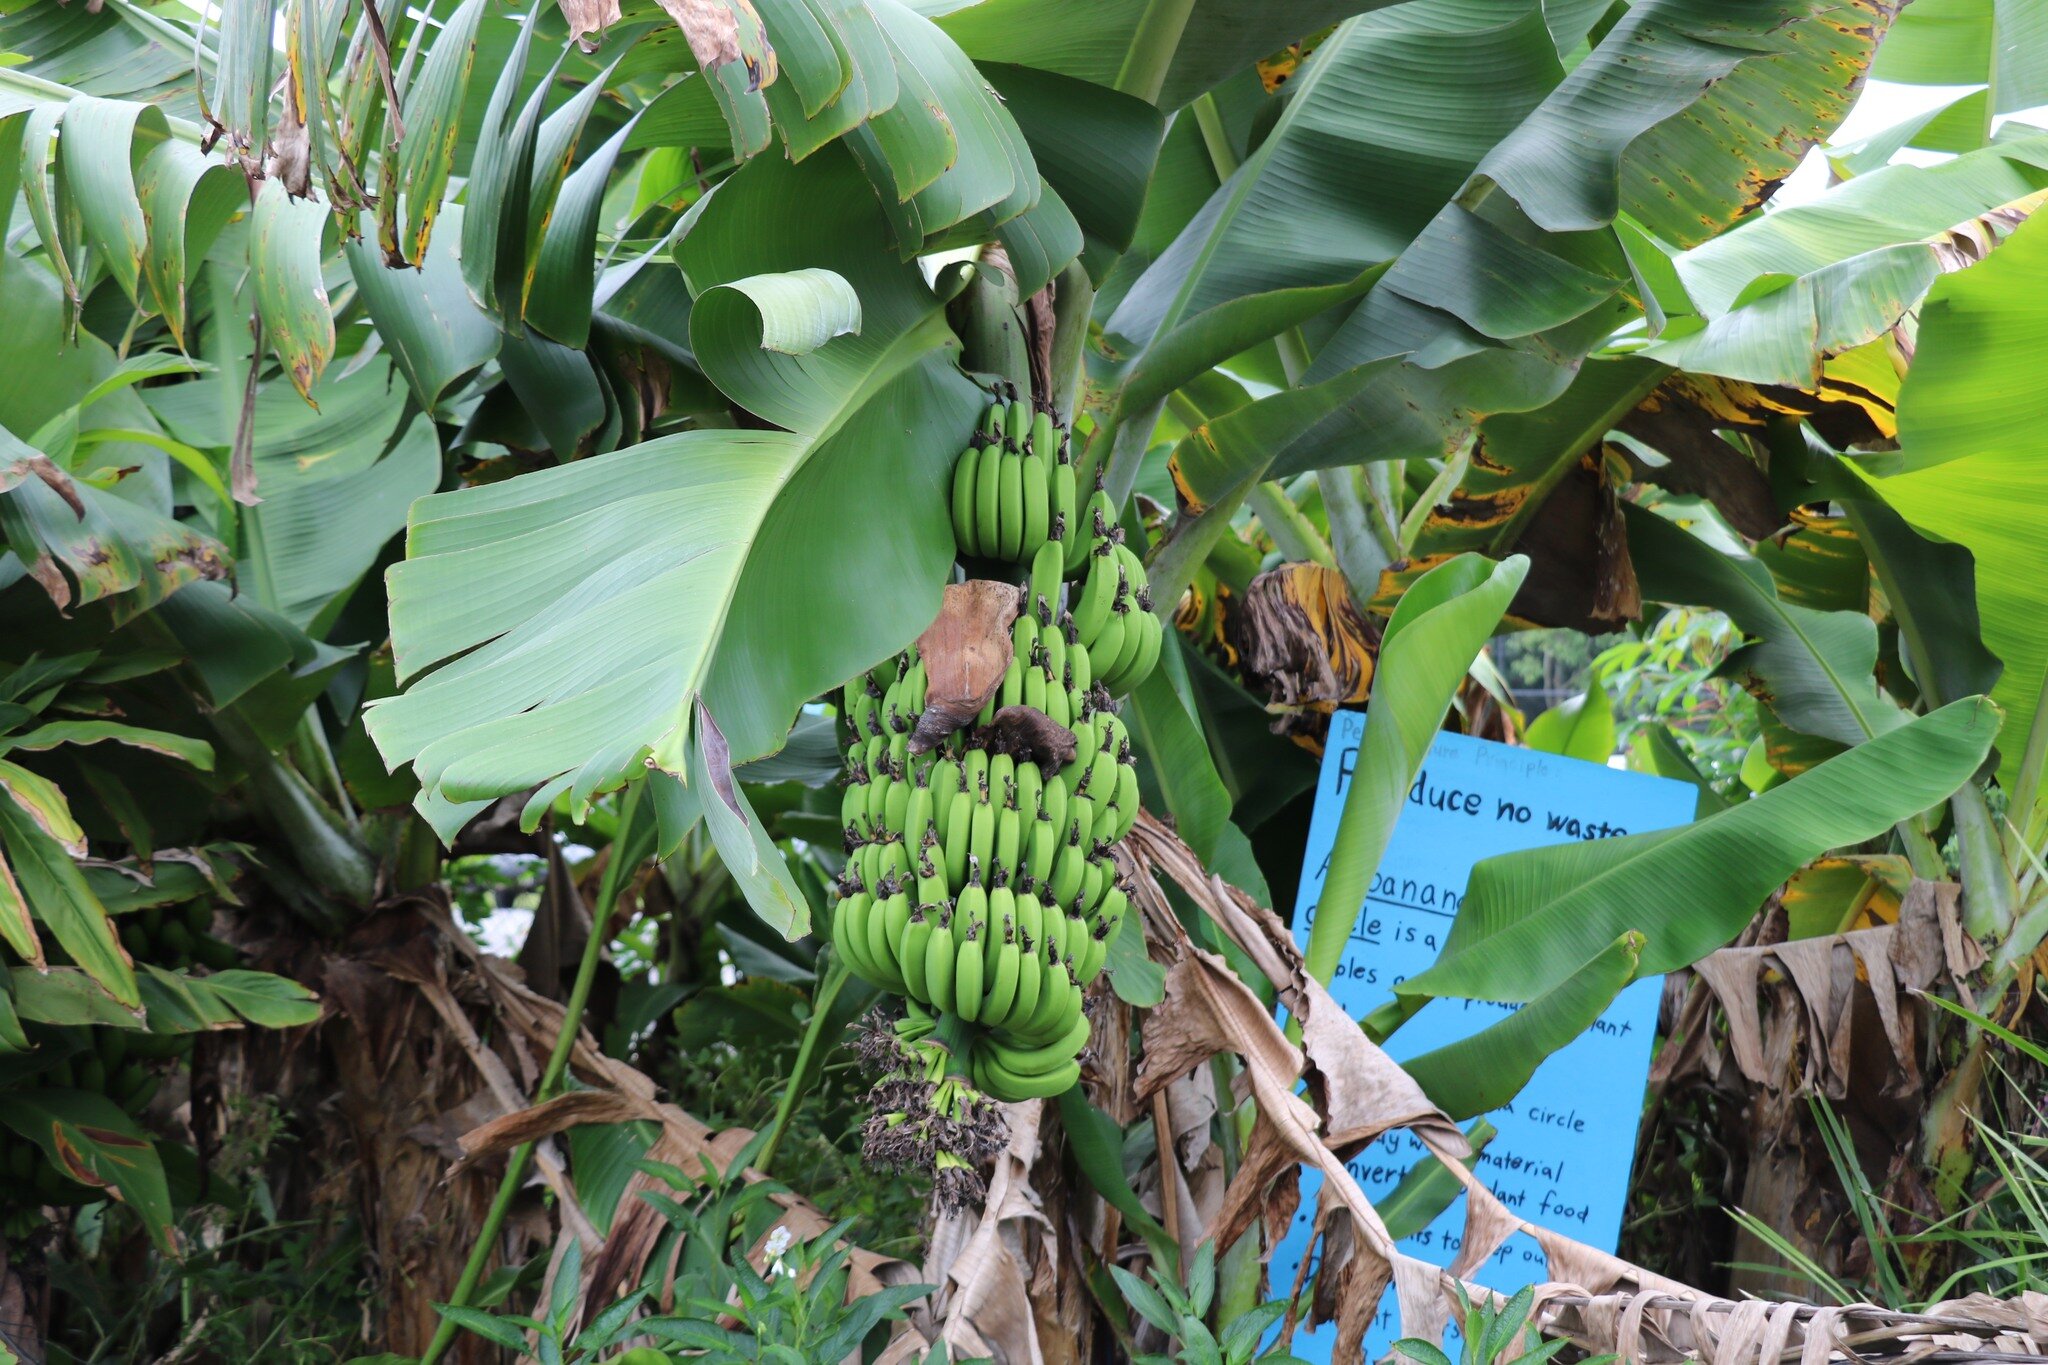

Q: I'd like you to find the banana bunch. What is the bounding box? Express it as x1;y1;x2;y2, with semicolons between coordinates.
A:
119;897;240;972
838;401;1166;1111
950;396;1079;568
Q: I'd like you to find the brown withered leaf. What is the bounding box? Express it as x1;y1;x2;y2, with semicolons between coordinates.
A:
1228;563;1376;712
653;0;777;91
912;580;1020;752
927;1100;1048;1365
1124;815;1466;1159
0;454;85;518
556;0;621;47
1618;382;1780;540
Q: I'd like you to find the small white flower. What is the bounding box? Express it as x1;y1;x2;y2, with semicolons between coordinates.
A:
763;1225;794;1269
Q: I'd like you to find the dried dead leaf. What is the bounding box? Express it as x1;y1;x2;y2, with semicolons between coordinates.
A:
927;1100;1047;1365
1228;563;1376;712
557;0;621;47
913;580;1020;752
653;0;777;91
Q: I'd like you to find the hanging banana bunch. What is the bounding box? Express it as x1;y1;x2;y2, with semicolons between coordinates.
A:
833;391;1162;1136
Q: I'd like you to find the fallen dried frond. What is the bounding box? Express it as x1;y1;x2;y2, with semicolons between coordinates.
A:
1116;813;2048;1364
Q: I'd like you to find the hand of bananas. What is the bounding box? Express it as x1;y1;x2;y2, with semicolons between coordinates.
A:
836;397;1162;1127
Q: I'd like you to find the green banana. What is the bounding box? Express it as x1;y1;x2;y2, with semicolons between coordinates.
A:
841;770;870;842
1010;609;1039;668
944;787;975;886
1013;889;1046;953
997;650;1024;709
1007;937;1043;1032
835;891;878;982
1014;755;1044;824
1066;792;1097;853
975;433;1003;558
1087;607;1128;689
930;755;963;839
997;448;1025;561
968;796;995;873
883;774;911;841
1039;777;1068;862
1071;548;1118;644
1082;744;1118;807
868;888;911;980
1025;811;1057;885
1066;616;1092;692
1083;487;1118;550
993;1009;1090;1072
954;923;986;1022
925;904;957;1011
1021;450;1050;557
955;867;989;947
1110;539;1149;598
994;802;1022;881
1110;762;1140;840
901;903;935;1001
1111;611;1162;696
904;780;934;852
1029;540;1065;619
1103;601;1149;693
1078;855;1107;919
974;1053;1081;1102
983;933;1021;1025
1022;642;1050;714
915;837;948;907
1019;953;1076;1041
952;440;983;555
1048;831;1086;907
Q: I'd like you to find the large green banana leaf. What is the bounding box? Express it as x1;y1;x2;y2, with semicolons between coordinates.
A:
1866;209;2048;792
1399;697;2001;1004
1117;0;1888;528
368;146;983;840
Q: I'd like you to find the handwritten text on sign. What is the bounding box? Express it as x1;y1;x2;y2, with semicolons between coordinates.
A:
1270;715;1698;1361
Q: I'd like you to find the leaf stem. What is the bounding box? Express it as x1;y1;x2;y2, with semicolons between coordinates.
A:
1114;0;1198;104
420;781;647;1365
754;953;851;1178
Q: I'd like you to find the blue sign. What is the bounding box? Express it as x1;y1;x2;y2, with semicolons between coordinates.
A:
1270;713;1698;1361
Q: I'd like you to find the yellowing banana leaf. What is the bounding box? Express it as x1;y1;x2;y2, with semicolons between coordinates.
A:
1399;696;2001;1004
394;0;488;264
55;95;168;309
1675;135;2048;317
250;179;336;402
